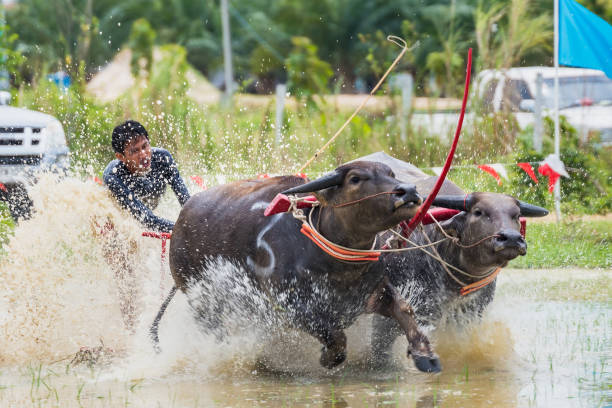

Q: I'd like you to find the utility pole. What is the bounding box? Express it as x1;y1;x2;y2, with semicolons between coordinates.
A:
534;73;543;153
274;83;286;146
394;73;413;143
220;0;234;106
553;0;562;222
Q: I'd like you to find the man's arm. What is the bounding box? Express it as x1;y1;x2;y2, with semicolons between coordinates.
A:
104;171;175;232
161;151;190;205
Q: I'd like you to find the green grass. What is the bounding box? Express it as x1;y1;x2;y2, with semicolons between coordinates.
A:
510;220;612;269
0;202;14;247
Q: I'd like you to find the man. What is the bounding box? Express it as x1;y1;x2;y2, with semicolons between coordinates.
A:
103;120;190;232
100;119;190;330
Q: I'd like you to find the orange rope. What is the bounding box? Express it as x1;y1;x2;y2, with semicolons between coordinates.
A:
459;267;502;296
300;223;380;262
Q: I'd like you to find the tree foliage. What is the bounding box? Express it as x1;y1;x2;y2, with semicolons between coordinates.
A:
5;0;611;94
0;24;25;86
127;18;155;77
285;36;333;107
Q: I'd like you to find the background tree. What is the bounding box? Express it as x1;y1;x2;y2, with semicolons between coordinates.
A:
5;0;116;78
285;36;333;108
475;0;552;70
0;23;25;86
7;0;601;94
127;18;155;78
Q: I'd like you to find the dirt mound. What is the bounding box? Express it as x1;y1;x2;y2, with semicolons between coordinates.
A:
86;48;220;104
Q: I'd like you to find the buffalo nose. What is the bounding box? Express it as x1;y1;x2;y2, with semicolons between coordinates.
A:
494;229;527;254
394;184;421;205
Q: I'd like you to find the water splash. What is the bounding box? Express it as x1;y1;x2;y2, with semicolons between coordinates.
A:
0;173;165;365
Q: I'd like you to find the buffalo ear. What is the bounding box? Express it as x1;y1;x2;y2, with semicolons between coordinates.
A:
313;187;336;206
439;212;467;237
282;170;343;195
518;201;549;217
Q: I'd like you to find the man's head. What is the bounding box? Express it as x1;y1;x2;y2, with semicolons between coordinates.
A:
112;120;152;174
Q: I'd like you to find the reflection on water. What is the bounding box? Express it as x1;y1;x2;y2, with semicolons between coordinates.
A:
0;175;609;407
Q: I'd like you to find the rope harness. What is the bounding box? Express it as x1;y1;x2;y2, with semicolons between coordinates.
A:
288;195;381;262
287;194;502;295
395;213;501;296
331;191;402;208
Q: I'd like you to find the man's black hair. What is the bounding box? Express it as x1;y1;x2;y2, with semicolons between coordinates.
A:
112;120;149;154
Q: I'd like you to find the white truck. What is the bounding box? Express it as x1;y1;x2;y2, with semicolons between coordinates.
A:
477;67;612;144
0;91;69;220
410;67;612;146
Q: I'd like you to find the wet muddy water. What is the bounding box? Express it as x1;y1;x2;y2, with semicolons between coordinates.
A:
0;176;609;407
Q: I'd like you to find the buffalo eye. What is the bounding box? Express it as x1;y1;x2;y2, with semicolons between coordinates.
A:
473;209;483;217
349;175;360;184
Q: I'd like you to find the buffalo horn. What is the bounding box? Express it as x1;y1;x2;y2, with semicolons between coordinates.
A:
282;171;343;195
518;201;549;217
431;194;474;211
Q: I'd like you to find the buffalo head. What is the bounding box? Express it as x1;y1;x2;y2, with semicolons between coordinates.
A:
432;193;548;272
283;161;422;242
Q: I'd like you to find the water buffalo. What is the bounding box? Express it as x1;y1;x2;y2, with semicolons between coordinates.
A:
370;192;548;365
166;161;442;372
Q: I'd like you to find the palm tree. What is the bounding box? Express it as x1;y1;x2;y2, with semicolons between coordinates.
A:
474;0;552;70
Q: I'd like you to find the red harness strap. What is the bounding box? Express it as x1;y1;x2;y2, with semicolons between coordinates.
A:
142;231;172;262
401;48;473;239
142;231;173;296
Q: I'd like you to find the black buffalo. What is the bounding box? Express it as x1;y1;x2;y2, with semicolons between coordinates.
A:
163;161;442;372
370;191;548;365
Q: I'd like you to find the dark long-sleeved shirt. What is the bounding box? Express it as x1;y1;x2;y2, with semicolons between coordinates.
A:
103;148;190;232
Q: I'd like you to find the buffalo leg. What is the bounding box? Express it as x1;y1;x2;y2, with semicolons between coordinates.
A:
309;327;347;369
149;286;178;352
367;278;441;373
370;314;401;367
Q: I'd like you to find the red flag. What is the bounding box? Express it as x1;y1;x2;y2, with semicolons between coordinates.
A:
537;163;560;193
0;182;6;192
517;162;538;184
190;175;207;190
478;164;502;185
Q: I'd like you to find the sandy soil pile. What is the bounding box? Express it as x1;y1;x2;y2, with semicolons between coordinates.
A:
86;49;460;112
86;48;221;104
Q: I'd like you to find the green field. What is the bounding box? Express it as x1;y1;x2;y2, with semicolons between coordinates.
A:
511;219;612;269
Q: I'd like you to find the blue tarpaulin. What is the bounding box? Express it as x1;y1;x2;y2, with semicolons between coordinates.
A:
559;0;612;78
47;71;71;89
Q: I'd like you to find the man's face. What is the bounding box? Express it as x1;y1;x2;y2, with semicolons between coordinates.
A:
116;135;152;174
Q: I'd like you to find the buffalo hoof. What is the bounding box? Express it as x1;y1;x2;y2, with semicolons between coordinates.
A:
411;354;442;373
320;347;347;369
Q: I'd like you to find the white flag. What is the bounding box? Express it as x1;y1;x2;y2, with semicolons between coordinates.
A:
542;154;570;178
490;163;509;180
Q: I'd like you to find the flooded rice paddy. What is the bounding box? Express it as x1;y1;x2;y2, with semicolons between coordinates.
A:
0;176;609;407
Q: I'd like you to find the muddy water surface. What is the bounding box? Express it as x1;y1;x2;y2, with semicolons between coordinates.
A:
0;176;609;407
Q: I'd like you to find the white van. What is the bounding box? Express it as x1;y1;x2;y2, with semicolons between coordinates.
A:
0;91;69;219
410;67;612;146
